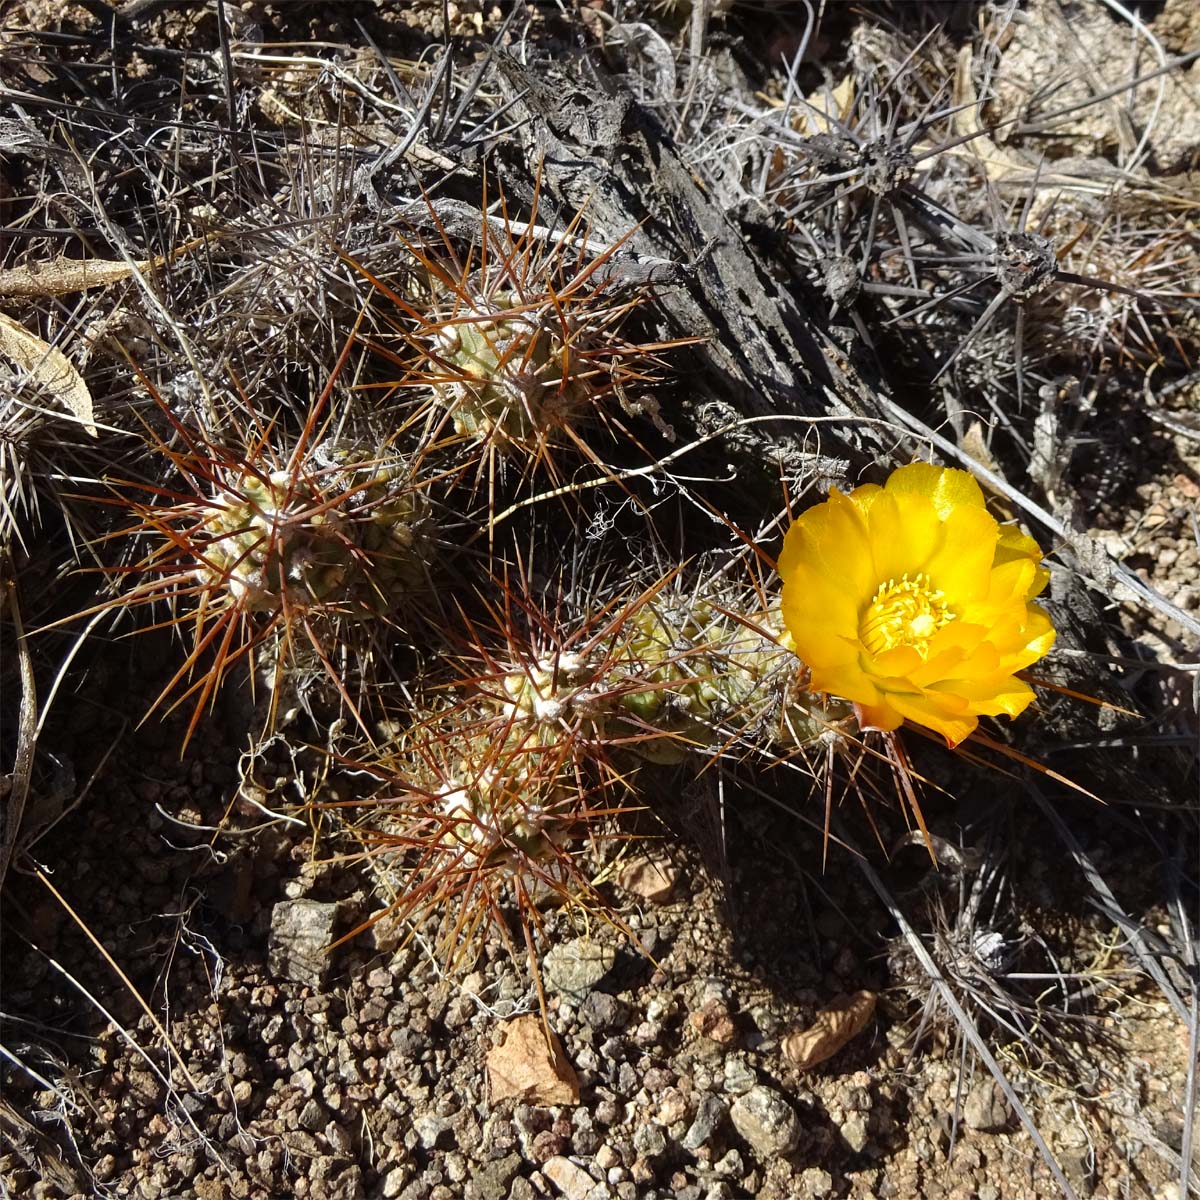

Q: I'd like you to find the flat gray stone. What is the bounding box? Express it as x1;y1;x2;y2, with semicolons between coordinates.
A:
579;991;627;1031
465;1152;522;1200
268;899;340;987
799;1168;833;1197
964;1079;1011;1133
722;1056;756;1096
414;1113;454;1151
633;1122;667;1158
298;1098;326;1132
381;1165;412;1198
542;938;616;999
543;1156;611;1200
839;1111;868;1153
683;1094;728;1151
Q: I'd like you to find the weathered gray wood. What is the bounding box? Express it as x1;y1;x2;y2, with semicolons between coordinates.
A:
496;57;894;462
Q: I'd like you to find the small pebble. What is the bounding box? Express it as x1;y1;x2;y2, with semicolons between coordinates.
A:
543;1155;611;1200
722;1056;756;1096
543;939;617;1000
683;1094;728;1152
730;1085;801;1158
964;1079;1011;1133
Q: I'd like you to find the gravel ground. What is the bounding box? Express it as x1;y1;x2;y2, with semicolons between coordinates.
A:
3;684;1195;1199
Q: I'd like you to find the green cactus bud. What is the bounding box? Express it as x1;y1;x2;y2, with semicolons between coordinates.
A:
482;593;851;768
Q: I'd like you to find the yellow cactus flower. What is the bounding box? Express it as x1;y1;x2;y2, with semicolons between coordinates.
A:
778;463;1055;746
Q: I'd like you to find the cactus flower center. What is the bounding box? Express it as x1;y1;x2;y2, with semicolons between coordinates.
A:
860;573;954;657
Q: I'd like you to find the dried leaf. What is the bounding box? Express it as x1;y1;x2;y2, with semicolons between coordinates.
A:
798;73;855;135
952;46;1043;203
0;312;96;436
617;854;679;903
486;1013;580;1106
0;569;37;890
960;420;1004;479
781;990;876;1071
0;255;148;298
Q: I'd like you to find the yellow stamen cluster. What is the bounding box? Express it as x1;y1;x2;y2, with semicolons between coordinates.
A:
860;573;954;657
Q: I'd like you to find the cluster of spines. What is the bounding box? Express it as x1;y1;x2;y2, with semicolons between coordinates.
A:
350;177;689;494
337;565;858;967
84;375;434;745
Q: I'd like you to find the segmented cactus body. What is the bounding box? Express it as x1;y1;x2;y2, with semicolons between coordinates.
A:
362;581;855;969
493;604;850;766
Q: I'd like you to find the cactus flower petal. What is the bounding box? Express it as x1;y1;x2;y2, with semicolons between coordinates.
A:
779;463;1055;747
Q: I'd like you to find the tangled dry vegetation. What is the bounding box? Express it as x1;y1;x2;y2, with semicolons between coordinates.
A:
1;2;1197;1199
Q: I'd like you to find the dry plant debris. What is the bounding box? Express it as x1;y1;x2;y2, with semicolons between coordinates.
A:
781;990;878;1072
0;311;95;436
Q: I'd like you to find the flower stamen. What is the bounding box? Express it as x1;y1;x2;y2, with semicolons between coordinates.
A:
860;573;954;656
